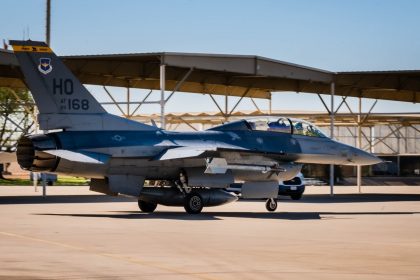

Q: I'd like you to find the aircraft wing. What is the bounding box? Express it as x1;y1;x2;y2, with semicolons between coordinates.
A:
43;150;110;164
0;152;17;163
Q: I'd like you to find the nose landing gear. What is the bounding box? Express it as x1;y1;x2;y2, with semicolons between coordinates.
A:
265;198;277;212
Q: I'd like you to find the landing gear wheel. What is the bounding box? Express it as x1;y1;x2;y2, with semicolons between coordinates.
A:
265;198;277;212
138;200;157;213
291;194;302;200
184;192;203;214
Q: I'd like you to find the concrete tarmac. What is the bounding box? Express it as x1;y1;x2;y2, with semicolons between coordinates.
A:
1;185;420;279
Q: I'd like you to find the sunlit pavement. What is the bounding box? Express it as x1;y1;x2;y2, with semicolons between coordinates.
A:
1;185;420;280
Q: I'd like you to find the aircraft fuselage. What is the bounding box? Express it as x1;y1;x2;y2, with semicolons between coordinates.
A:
18;127;379;181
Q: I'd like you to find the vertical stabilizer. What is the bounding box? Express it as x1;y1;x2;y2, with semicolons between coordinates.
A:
11;40;106;114
10;40;157;131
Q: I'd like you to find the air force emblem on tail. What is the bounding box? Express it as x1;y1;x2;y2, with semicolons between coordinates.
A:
38;58;53;74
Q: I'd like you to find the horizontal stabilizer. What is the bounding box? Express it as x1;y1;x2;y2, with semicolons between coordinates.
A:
0;152;17;163
44;150;109;164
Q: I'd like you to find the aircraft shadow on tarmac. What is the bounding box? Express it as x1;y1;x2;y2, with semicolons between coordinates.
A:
35;210;420;221
29;193;420;221
2;193;420;205
0;195;136;205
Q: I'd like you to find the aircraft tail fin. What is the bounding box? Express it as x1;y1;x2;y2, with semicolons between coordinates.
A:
10;40;157;131
10;40;105;115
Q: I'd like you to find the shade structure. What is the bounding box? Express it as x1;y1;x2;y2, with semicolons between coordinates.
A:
0;49;419;102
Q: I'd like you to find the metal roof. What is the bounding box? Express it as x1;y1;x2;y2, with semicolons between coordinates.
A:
1;49;419;102
335;71;420;103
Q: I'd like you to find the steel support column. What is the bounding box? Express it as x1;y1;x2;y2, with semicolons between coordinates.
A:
41;173;47;198
225;95;228;121
357;97;362;193
126;87;130;118
330;82;335;196
370;126;375;153
160;64;166;129
33;172;38;192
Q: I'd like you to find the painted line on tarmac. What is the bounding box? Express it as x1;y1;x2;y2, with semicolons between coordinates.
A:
0;231;216;280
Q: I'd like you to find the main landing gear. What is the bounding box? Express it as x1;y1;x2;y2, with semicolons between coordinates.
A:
178;171;204;214
184;192;204;214
137;172;277;214
138;200;157;213
138;172;205;214
138;194;276;214
137;191;204;214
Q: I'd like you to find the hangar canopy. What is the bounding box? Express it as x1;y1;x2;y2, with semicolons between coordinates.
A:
1;49;419;103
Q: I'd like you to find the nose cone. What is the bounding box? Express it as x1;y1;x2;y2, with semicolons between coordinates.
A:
352;148;382;166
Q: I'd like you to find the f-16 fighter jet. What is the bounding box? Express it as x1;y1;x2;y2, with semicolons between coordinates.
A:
4;40;381;214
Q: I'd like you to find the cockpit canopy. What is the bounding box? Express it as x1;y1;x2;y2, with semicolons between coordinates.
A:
247;117;327;138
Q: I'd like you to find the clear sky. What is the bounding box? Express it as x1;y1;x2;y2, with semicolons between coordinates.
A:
1;0;420;114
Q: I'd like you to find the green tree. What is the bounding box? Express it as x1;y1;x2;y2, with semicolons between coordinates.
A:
0;87;35;152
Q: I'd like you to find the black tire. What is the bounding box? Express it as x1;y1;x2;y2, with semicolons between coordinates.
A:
290;193;302;200
265;198;277;212
184;192;203;214
138;200;157;213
